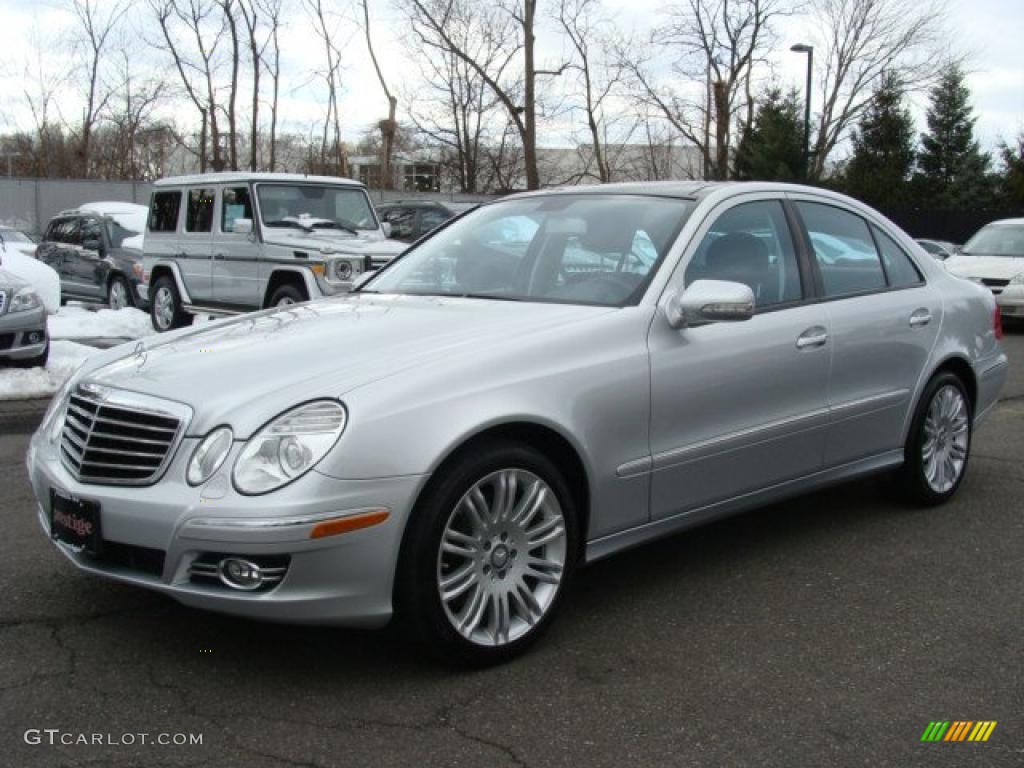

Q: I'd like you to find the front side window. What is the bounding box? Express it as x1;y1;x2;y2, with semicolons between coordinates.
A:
149;191;182;233
221;186;253;233
797;202;886;297
186;188;216;233
256;184;378;232
365;194;692;307
55;219;81;245
685;200;803;308
80;218;103;247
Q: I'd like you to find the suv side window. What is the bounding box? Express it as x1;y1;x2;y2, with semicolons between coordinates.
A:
150;191;182;233
797;202;886;297
80;218;103;248
186;188;216;233
382;207;416;240
872;226;923;288
685;200;803;308
420;208;451;234
57;218;82;246
222;186;253;233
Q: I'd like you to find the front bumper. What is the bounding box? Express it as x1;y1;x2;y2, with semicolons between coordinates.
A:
27;429;425;627
0;305;48;361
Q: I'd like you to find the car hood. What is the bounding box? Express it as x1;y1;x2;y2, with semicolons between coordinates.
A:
944;255;1024;280
0;267;29;291
85;294;614;436
262;230;407;258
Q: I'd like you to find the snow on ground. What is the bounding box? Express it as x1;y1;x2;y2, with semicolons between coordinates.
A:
0;341;98;401
49;305;155;341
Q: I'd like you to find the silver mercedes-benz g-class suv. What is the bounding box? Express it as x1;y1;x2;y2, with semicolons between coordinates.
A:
141;173;406;331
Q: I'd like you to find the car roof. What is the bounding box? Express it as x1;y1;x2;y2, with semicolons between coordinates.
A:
503;180;848;202
981;218;1024;227
153;172;364;188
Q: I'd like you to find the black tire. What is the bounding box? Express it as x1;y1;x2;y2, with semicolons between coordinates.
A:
395;440;580;666
107;274;134;310
268;283;307;307
895;371;972;506
149;275;193;332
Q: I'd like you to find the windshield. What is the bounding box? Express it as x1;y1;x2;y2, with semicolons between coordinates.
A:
363;194;691;307
256;184;378;233
962;223;1024;257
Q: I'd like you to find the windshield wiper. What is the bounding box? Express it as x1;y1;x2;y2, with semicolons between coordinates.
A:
263;219;310;230
312;221;358;235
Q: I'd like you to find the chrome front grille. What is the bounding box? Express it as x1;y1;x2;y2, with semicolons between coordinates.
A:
59;384;191;486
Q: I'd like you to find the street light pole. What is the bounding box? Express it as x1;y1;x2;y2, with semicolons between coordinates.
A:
790;43;813;181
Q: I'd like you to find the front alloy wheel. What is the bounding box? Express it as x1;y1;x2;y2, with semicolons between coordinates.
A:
437;469;567;647
397;441;578;664
108;276;131;310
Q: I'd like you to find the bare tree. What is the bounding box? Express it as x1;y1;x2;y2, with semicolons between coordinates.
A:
305;0;348;176
258;0;282;170
808;0;947;178
151;0;230;171
555;0;630;182
69;0;129;177
623;0;787;180
216;0;241;170
404;0;567;190
99;45;168;178
358;0;398;188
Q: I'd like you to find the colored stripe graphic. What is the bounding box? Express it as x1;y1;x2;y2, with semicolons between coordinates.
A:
921;721;996;742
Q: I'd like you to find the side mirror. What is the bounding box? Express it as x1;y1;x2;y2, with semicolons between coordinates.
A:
232;218;253;235
82;237;102;251
381;221;392;238
664;279;755;329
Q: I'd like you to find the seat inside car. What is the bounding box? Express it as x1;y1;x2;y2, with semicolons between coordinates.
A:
702;231;777;304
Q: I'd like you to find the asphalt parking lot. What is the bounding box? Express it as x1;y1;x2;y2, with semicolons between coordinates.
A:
2;329;1022;768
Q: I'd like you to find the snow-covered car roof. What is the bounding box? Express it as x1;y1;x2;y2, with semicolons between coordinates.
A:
72;201;149;234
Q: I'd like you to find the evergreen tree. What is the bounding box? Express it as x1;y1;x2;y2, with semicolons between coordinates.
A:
733;87;804;181
998;133;1024;206
842;72;916;208
916;63;992;206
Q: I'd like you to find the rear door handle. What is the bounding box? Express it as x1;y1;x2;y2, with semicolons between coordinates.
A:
909;309;932;328
796;326;829;350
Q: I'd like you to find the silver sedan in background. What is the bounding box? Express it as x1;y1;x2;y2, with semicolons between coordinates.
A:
27;182;1007;663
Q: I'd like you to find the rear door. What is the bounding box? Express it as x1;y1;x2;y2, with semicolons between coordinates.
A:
213;184;261;307
66;216;107;300
790;198;941;466
179;187;216;302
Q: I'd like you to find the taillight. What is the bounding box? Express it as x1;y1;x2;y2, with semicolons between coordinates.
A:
994;307;1003;340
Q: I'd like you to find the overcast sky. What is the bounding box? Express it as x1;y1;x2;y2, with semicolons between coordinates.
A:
1;0;1021;157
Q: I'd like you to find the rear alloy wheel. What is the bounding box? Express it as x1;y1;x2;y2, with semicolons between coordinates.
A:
397;442;578;664
108;275;132;310
898;372;972;505
268;284;306;307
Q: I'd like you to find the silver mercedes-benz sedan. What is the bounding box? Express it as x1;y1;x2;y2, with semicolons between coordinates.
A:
26;182;1008;663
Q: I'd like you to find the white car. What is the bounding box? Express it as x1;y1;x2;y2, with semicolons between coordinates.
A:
943;219;1024;318
0;226;60;314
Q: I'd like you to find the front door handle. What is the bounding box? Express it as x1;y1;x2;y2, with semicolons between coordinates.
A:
909;308;932;328
796;326;829;350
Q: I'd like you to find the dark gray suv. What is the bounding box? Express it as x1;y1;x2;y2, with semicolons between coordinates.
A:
36;204;147;309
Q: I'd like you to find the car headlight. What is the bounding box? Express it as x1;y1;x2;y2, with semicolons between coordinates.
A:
43;373;82;444
331;258;359;281
9;287;41;313
232;400;347;495
1011;272;1024;285
187;426;234;486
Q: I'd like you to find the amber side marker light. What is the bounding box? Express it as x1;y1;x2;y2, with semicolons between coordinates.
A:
310;509;390;539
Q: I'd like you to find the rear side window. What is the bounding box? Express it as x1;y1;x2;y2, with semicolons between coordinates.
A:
797;202;886;297
53;219;81;245
186;188;216;233
420;208;451;232
873;226;923;288
149;191;182;233
221;186;253;233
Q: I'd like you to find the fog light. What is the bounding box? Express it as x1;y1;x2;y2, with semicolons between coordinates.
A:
27;331;44;344
218;557;264;591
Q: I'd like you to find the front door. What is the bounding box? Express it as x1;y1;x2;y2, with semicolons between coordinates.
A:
213;185;261;307
649;197;832;520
